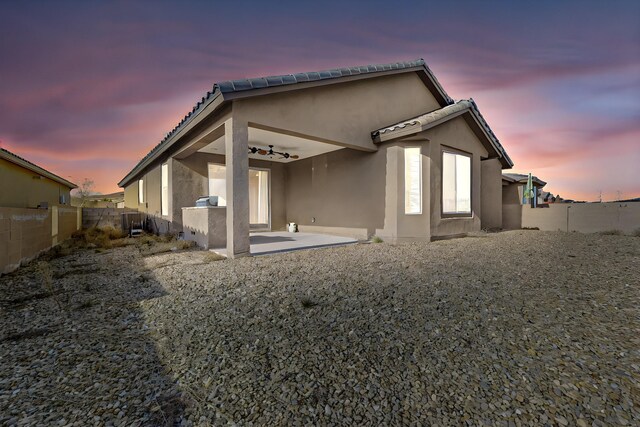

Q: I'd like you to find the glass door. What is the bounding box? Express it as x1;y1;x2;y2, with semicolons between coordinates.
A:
207;164;270;229
249;168;269;229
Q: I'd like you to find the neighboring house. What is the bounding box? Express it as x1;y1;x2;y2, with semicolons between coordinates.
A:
502;173;547;229
0;148;77;208
72;191;125;208
119;59;514;257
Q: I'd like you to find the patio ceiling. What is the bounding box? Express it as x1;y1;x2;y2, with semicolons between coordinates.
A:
197;127;345;163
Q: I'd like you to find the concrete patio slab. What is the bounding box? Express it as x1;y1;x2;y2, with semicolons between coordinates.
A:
213;232;358;256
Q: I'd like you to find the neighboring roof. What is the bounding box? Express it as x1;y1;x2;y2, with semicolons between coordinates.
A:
0;148;77;189
502;173;547;187
372;99;514;168
85;191;125;201
119;58;453;187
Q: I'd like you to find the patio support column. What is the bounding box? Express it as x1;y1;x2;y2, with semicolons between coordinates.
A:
224;118;251;258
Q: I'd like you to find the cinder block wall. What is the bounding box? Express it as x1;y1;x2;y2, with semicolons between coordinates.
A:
521;203;640;234
0;206;81;275
82;208;138;230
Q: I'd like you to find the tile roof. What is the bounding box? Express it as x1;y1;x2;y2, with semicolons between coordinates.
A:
502;173;547;186
119;58;452;187
372;99;514;168
0;147;77;189
216;59;441;94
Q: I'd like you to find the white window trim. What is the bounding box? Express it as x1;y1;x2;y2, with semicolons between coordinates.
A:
404;147;422;215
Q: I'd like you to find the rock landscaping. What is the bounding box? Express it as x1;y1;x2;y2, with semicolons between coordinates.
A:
1;230;638;426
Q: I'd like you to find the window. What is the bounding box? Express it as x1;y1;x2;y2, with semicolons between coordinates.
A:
404;147;422;214
442;151;471;215
138;179;144;204
207;164;227;206
161;164;169;216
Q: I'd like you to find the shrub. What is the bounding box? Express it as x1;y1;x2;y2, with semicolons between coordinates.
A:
371;236;384;243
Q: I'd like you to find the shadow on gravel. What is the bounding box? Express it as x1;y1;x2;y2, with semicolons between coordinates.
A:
0;245;185;426
144;234;640;425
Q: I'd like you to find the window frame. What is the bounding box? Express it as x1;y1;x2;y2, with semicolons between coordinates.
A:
138;179;144;204
161;163;169;216
441;148;473;218
404;146;422;215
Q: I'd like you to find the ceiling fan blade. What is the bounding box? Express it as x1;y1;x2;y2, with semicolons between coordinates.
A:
289;155;299;159
257;149;268;155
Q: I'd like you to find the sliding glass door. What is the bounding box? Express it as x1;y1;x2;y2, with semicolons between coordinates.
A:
207;164;270;229
249;168;269;228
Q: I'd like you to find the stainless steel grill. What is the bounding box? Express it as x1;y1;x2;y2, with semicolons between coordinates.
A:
195;196;219;207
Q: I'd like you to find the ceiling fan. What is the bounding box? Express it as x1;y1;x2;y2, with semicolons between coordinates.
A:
248;145;299;160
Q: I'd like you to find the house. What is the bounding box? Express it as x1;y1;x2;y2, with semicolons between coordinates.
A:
0;148;77;208
502;173;547;229
119;59;514;257
72;191;125;208
0;148;79;274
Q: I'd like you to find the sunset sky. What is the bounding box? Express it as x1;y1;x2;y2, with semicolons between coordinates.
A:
1;1;638;201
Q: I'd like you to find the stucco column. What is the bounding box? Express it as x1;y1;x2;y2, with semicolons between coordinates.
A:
225;118;251;257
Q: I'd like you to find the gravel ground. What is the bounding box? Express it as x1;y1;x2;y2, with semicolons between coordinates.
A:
1;230;638;426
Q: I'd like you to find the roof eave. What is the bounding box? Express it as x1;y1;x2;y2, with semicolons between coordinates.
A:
220;64;453;106
118;91;224;188
373;107;514;168
0;150;77;189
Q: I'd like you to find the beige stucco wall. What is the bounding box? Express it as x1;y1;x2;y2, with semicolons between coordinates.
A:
120;70;507;245
182;206;227;249
284;147;387;239
480;158;503;230
126;117;499;243
420;116;488;238
234;72;442;152
502;183;523;230
0;158;72;208
522;203;640;234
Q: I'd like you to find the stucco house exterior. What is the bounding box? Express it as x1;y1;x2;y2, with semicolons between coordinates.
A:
502;173;547;230
119;59;514;257
0;148;77;208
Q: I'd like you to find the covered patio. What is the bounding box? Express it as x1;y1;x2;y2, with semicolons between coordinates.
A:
212;231;358;257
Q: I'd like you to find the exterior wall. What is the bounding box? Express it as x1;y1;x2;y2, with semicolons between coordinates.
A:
0;158;73;208
480;158;503;229
235;72;441;152
284;147;386;239
182;206;227;249
82;208;138;230
123;164;173;234
171;152;287;233
0;206;81;275
502;182;523;230
284;142;432;243
522;202;640;234
422;116;488;238
124;183;138;209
